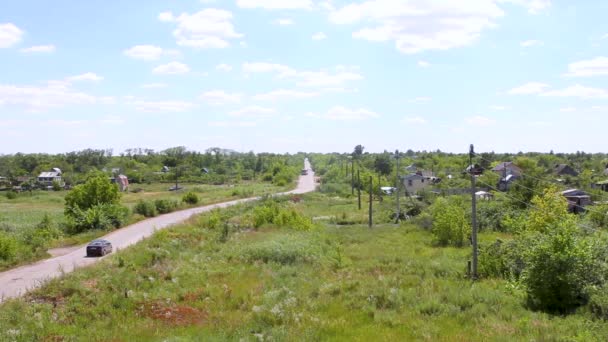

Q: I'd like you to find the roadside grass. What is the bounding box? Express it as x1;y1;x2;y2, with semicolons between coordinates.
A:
1;193;607;341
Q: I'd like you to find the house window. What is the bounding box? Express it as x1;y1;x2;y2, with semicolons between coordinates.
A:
408;180;413;186
421;178;425;183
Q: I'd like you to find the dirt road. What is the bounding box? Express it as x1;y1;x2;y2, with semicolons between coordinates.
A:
0;159;316;302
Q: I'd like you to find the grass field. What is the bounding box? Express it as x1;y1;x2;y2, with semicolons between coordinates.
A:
1;193;606;341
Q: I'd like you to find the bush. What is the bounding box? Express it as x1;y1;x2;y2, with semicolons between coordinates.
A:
64;173;121;217
588;287;608;320
134;200;157;217
154;199;179;214
182;192;199;205
430;197;469;247
0;231;17;262
523;224;604;313
478;238;527;279
5;191;17;200
51;180;62;191
252;200;314;231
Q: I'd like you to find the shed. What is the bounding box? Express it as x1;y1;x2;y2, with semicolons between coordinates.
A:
492;162;522;177
561;189;591;213
110;174;129;192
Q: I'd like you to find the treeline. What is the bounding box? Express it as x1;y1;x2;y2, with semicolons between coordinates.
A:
0;147;306;187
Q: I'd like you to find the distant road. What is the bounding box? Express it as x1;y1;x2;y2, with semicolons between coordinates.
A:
0;159;316;302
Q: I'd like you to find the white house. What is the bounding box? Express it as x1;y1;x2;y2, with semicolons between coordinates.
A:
401;174;430;194
37;168;63;186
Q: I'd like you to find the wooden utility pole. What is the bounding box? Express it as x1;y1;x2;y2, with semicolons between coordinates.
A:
470;144;478;280
395;150;401;223
357;170;361;210
369;176;373;228
351;157;355;195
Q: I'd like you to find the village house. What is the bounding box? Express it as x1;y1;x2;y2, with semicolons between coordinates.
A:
561;189;591;213
401;174;429;195
555;164;579;177
37;168;63;187
492;162;522;177
110;174;129;192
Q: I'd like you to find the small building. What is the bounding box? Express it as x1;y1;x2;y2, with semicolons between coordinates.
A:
380;186;397;195
201;167;209;174
492;162;522;177
161;166;170;173
37;168;63;186
401;174;431;194
555;164;579;177
594;180;608;192
475;191;493;200
561;189;591;214
113;174;129;192
498;174;516;192
465;164;484;176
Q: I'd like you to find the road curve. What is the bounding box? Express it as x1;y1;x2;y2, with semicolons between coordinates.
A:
0;159;316;302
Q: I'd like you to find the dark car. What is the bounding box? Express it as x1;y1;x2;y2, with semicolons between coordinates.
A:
86;239;113;257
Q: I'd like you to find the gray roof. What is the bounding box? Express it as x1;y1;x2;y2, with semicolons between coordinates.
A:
38;172;61;178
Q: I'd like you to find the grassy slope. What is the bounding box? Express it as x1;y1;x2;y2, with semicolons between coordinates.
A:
0;193;606;341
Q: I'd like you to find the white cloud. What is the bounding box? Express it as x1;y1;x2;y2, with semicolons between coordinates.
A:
216;63;233;72
275;18;294;25
200;90;242;105
99;115;125;125
508;82;549;95
520;39;542;47
328;1;551;54
68;72;104;82
307;106;379;121
466;116;496;126
0;83;106;111
243;62;363;88
501;0;551;14
417;60;430;68
329;1;505;54
312;32;327;41
541;84;608;99
237;0;313;10
559;107;577;112
402;116;427;124
208;120;257;127
564;57;608;77
159;9;243;48
252;89;318;101
0;23;23;48
153;61;190;74
602;33;608;40
124;45;164;60
229;106;276;118
20;45;56;53
130;100;195;112
141;83;168;88
490;105;507;110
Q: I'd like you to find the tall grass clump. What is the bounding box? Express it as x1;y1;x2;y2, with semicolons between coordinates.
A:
253;199;314;231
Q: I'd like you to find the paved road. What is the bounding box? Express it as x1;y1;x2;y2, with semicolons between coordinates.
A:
0;159;316;302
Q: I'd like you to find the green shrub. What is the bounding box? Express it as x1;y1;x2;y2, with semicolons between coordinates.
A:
154;199;179;214
66;203;129;234
252;200;314;231
0;231;17;262
523;224;603;313
182;191;199;205
51;180;62;191
240;234;323;265
588;287;608;320
134;200;157;217
5;191;17;200
478;238;526;279
430;197;469;247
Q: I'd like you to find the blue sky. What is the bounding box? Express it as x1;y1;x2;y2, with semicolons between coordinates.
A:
1;0;607;154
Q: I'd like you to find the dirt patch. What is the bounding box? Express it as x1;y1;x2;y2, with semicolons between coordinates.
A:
82;279;98;291
42;335;65;342
137;301;208;326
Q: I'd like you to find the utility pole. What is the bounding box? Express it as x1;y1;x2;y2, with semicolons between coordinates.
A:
395;149;401;223
357;169;361;210
470;144;478;280
369;176;373;228
351;156;355;195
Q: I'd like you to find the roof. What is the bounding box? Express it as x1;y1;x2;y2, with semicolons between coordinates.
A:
561;189;589;197
554;164;578;175
402;174;425;181
38;172;61;178
492;162;521;172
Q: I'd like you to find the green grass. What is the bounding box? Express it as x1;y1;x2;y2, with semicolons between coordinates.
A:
1;193;607;341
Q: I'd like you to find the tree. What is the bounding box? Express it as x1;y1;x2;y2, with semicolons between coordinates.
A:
373;153;392;176
431;197;470;247
353;145;364;157
65;173;121;216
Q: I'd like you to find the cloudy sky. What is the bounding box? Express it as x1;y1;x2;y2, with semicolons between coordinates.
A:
1;0;607;154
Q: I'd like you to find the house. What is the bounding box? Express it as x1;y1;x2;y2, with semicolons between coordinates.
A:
555;164;579;177
401;174;431;194
475;191;493;200
161;166;170;173
594;180;608;192
492;162;522;178
110;174;129;192
561;189;591;213
37;168;63;186
498;174;516;191
380;187;397;195
201;167;209;174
